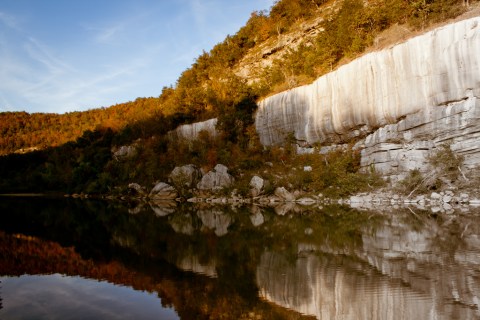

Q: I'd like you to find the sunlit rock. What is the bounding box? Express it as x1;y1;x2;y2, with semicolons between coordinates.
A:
253;17;480;182
197;164;234;191
149;182;178;200
359;93;480;181
274;187;296;202
168;118;217;141
255;17;480;146
249;175;265;197
169;164;202;188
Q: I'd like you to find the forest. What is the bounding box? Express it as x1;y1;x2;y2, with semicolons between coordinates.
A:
0;0;475;195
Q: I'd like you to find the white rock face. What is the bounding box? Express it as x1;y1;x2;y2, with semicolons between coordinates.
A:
168;118;217;141
197;164;235;191
255;17;480;146
359;92;480;181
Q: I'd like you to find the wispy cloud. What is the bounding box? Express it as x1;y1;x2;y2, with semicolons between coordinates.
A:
0;1;274;114
84;23;125;44
0;11;20;30
24;37;75;75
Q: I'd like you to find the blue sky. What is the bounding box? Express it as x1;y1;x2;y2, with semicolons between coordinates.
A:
0;0;274;114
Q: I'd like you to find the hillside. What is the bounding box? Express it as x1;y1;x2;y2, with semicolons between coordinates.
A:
1;0;475;156
0;97;165;155
0;0;478;195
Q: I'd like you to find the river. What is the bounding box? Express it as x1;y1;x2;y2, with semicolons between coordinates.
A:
1;197;479;319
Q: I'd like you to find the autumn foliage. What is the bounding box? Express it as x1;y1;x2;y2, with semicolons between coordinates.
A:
0;0;474;193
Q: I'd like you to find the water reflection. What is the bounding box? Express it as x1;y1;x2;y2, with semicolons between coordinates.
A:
1;197;480;319
257;251;432;319
0;274;179;320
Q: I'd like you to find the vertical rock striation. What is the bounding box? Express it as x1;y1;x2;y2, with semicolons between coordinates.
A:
168;118;218;141
255;17;480;146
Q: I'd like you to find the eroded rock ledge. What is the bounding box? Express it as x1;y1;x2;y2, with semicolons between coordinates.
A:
357;90;480;182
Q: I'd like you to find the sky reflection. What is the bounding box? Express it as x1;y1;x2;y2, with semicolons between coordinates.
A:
0;274;179;320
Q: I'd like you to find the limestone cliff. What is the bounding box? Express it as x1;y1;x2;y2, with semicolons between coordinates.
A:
254;17;480;146
168;118;217;141
167;17;480;181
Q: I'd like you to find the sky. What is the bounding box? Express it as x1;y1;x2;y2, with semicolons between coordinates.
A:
0;0;274;114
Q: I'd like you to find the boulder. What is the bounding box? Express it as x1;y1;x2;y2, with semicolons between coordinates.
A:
274;187;296;202
169;164;202;188
112;145;137;161
149;182;178;200
197;164;235;191
250;175;265;197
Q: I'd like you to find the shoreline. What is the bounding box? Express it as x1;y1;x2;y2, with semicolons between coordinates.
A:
0;193;48;197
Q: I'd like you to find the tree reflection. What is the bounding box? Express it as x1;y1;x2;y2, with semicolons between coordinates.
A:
1;197;479;319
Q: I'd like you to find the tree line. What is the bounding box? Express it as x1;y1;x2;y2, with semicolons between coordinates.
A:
0;0;473;194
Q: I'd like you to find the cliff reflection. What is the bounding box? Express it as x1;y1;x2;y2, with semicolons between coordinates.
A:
256;211;480;319
1;197;480;319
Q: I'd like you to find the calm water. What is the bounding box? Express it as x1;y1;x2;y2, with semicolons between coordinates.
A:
1;197;480;319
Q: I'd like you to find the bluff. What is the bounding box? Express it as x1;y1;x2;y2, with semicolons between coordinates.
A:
254;16;480;181
255;16;480;145
167;17;480;183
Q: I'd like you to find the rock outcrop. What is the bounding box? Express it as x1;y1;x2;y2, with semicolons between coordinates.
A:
169;164;202;188
112;145;137;161
255;17;480;146
274;187;296;202
197;164;235;191
249;175;265;197
149;182;178;200
168;118;217;141
359;91;480;182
